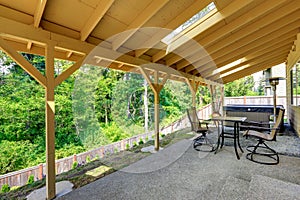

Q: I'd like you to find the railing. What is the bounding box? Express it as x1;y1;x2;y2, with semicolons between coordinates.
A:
224;95;299;118
0;104;212;189
224;95;287;108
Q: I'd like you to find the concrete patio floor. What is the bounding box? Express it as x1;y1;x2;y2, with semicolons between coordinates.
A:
58;127;300;200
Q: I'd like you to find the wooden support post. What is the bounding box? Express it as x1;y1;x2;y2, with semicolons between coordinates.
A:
139;67;169;151
45;43;56;200
154;89;160;151
186;78;200;108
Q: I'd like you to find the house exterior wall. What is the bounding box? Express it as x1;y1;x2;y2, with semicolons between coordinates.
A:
286;33;300;137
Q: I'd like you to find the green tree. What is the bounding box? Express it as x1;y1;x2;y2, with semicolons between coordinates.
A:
225;76;258;97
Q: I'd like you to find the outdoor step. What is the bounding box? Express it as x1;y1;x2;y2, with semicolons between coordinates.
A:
217;176;249;200
246;175;300;200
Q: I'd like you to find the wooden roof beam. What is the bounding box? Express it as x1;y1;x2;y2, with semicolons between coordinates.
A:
0;16;221;86
200;34;296;76
135;0;212;58
222;53;287;79
222;56;286;83
195;41;292;79
214;30;299;70
188;18;300;75
151;0;257;62
197;4;300;63
112;0;169;51
166;0;289;67
80;0;114;41
286;33;300;68
215;46;291;79
33;0;47;28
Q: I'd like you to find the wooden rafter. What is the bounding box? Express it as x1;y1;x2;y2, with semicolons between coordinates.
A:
222;57;286;83
181;11;300;75
151;0;256;62
165;0;289;67
201;37;296;78
112;0;169;51
34;0;47;28
80;0;115;41
218;46;291;78
134;0;212;58
197;5;300;66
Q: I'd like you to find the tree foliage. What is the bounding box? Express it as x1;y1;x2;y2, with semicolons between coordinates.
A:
0;50;212;174
224;76;258;97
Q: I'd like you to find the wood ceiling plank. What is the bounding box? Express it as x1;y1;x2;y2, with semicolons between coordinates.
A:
112;0;169;50
199;31;297;75
177;2;300;72
152;0;257;62
221;56;286;83
193;44;293;78
80;0;114;41
135;0;212;57
187;19;300;75
166;0;289;67
216;46;291;79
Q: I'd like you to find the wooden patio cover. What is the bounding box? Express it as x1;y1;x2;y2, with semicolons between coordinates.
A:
0;0;300;199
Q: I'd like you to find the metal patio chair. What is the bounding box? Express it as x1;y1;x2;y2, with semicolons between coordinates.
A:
187;107;214;152
243;108;284;165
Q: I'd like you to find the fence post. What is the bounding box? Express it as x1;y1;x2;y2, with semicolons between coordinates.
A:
38;164;43;180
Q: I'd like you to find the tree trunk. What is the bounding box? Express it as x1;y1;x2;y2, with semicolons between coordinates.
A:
143;79;149;133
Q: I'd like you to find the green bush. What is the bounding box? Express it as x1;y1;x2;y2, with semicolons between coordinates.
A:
72;161;78;169
145;136;149;141
139;138;144;145
126;143;130;150
27;175;34;185
133;141;138;147
1;184;10;193
10;186;20;191
86;156;91;163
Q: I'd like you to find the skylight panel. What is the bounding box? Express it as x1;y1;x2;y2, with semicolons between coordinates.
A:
162;2;216;45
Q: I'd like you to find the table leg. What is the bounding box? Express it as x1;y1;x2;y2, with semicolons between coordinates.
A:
220;121;224;148
234;122;240;160
214;120;221;154
236;123;244;153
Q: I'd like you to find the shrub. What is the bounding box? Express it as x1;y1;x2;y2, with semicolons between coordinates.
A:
86;156;91;163
27;175;34;185
139;138;144;145
133;141;138;147
126;143;130;150
72;161;78;169
1;184;10;193
145;136;149;141
10;186;20;191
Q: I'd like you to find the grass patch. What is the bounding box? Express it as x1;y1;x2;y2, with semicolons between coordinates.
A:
0;128;194;200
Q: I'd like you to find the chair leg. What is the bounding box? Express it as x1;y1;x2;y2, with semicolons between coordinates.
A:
246;139;279;165
193;134;215;152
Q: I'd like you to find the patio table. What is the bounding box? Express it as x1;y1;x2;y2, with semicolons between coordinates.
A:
212;116;247;160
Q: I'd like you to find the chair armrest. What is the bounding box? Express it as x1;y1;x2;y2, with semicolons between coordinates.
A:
240;124;280;132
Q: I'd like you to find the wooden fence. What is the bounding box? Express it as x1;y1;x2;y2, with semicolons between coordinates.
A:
0;104;212;189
